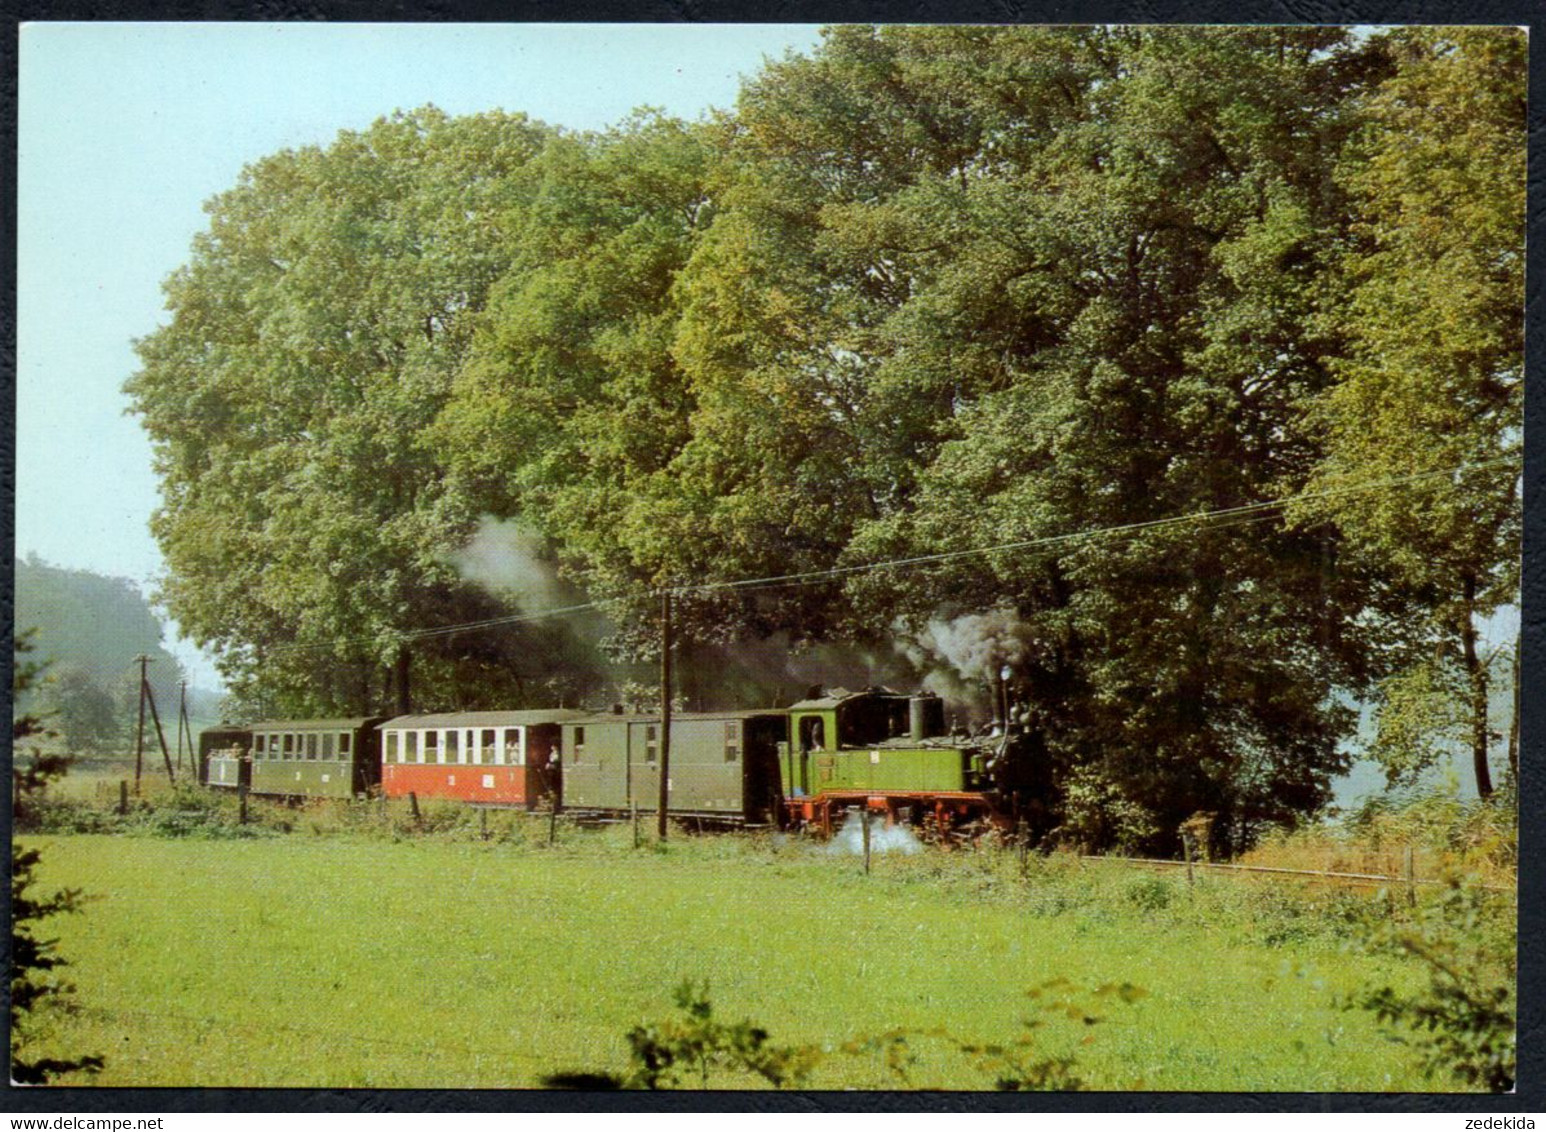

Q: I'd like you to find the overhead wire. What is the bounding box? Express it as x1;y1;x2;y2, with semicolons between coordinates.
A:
249;455;1520;658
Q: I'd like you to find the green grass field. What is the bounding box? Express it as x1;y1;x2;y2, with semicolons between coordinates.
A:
14;824;1447;1091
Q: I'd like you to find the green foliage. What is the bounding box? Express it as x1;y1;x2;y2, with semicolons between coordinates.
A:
13;556;189;731
10;842;106;1083
1124;875;1174;913
45;665;121;754
548;976;1141;1091
1056;765;1161;854
11;637;104;1083
548;979;820;1089
1367;659;1469;789
126;107;576;715
128;27;1524;851
1345;786;1516;878
1355;878;1514;1092
848;979;1147;1090
1292;28;1524;801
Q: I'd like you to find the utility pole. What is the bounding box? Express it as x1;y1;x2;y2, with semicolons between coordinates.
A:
142;670;176;784
176;680;190;772
133;655;150;795
657;589;673;841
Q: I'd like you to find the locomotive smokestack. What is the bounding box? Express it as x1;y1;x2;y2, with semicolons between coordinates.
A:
909;692;944;740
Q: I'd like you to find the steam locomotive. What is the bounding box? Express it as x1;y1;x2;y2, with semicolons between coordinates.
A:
199;686;1049;835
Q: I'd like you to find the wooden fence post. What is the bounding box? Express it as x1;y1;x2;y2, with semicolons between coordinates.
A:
1404;845;1416;907
481;807;488;842
549;794;558;846
118;780;129;816
238;782;248;826
409;791;421;828
631;798;640;849
1183;831;1195;889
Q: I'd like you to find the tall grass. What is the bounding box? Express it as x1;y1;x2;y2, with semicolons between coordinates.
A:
16;828;1448;1091
1240;785;1516;889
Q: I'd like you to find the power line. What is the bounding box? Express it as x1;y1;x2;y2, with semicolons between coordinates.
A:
669;456;1521;597
249;456;1519;659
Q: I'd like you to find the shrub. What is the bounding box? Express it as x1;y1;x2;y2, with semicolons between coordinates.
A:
11;635;103;1082
1353;877;1515;1091
1124;874;1173;912
543;981;820;1089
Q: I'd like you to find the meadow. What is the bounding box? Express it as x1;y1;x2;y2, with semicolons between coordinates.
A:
13;790;1498;1093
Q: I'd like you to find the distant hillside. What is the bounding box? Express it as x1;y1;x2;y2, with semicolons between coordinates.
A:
13;555;222;752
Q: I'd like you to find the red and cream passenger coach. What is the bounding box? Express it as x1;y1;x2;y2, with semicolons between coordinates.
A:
379;710;587;807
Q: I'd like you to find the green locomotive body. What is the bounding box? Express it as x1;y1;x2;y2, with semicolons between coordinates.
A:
781;688;1008;833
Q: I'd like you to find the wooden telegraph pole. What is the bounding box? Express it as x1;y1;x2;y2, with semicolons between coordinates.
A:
657;589;673;841
143;670;176;785
133;655;150;794
176;680;191;772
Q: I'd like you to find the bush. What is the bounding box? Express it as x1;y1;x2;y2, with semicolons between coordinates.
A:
543;981;820;1089
847;979;1146;1091
11;635;103;1082
1124;874;1173;912
1353;876;1514;1091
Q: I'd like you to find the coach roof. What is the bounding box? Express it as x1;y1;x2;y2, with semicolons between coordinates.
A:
382;709;590;729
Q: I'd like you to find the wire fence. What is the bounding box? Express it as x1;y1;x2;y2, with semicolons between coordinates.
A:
1081;853;1516;896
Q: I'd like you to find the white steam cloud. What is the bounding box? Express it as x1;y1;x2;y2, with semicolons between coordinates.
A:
825;809;925;856
448;517;577;613
896;603;1035;703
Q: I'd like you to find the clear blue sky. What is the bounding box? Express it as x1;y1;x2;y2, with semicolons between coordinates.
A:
17;22;824;687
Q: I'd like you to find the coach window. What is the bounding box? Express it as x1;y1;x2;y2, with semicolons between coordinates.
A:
572;727;585;764
322;733;335;759
480;729;496;765
425;730;440;764
306;734;318;760
446;730;459;764
502;730;518;766
385;732;398;763
283;733;295;757
339;732;352;757
405;732;418;763
646;725;658;763
725;721;740;763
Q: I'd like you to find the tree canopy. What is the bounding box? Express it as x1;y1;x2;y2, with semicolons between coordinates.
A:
127;27;1523;850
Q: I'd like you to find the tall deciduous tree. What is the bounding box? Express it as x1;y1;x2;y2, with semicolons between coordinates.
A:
439;112;750;654
1294;28;1524;800
128;108;590;715
675;26;1391;850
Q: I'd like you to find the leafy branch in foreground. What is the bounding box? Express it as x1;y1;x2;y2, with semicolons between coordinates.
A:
11;634;103;1084
543;977;1143;1090
1353;877;1514;1092
846;979;1147;1091
543;980;820;1089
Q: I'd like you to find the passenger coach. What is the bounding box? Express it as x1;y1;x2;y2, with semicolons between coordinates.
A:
560;709;786;825
248;717;387;799
199;727;252;790
379;710;587;808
